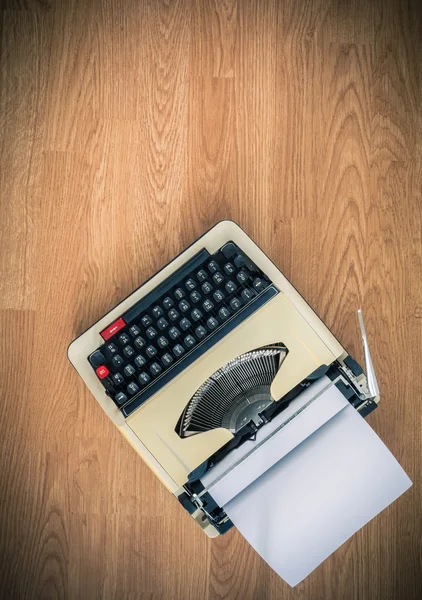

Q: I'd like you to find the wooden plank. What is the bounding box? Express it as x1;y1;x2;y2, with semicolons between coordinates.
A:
0;0;421;598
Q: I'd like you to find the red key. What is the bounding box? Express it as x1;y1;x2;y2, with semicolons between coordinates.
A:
96;365;110;379
101;317;126;340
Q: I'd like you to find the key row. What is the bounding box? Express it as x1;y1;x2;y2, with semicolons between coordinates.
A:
108;324;213;366
111;343;191;385
107;291;262;351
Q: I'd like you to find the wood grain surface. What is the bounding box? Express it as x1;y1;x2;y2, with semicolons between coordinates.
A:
1;1;421;598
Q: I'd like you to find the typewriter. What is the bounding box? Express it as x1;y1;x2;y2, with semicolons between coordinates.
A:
68;220;380;537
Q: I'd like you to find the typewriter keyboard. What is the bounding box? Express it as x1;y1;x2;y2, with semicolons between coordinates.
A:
88;242;278;417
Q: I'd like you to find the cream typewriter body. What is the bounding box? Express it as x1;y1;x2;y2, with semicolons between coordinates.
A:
68;221;379;537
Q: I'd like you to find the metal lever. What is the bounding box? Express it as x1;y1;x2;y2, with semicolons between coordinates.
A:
358;309;380;399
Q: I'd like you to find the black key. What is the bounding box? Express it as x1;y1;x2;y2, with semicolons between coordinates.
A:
141;315;153;328
203;299;214;312
168;308;179;322
224;262;235;275
212;272;224;285
157;335;169;348
112;354;124;367
146;345;157;358
184;335;196;348
201;282;213;294
162;353;173;367
213;290;225;303
152;305;164;318
190;291;202;303
174;288;185;300
127;382;140;396
221;242;237;259
243;257;258;273
134;355;146;368
230;297;242;310
118;333;131;346
241;288;255;302
124;364;136;377
180;318;191;331
157;317;169;330
236;270;249;284
185;278;196;291
134;336;146;350
234;254;245;268
150;362;162;376
218;307;230;320
169;326;180;340
191;308;203;321
90;350;106;367
207;260;219;274
179;299;190;313
123;345;135;358
115;391;128;406
128;325;141;338
163;296;174;309
197;269;208;282
138;372;151;386
146;326;157;339
195;325;207;338
253;277;267;292
173;344;185;358
104;343;118;357
112;372;124;386
225;280;237;294
207;317;219;330
212;271;224;285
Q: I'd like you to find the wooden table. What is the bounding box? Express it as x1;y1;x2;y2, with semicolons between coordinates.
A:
1;1;421;598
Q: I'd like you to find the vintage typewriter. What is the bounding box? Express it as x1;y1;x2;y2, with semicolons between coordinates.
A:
68;220;379;536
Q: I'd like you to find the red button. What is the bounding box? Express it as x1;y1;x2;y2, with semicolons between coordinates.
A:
96;365;110;379
101;317;126;340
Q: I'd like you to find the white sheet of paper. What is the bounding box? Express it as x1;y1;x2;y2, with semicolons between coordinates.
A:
222;392;412;586
201;378;349;507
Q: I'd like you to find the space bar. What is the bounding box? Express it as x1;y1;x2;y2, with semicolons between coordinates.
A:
121;285;279;417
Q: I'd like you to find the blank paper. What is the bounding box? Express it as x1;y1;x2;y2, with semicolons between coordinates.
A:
222;392;412;586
